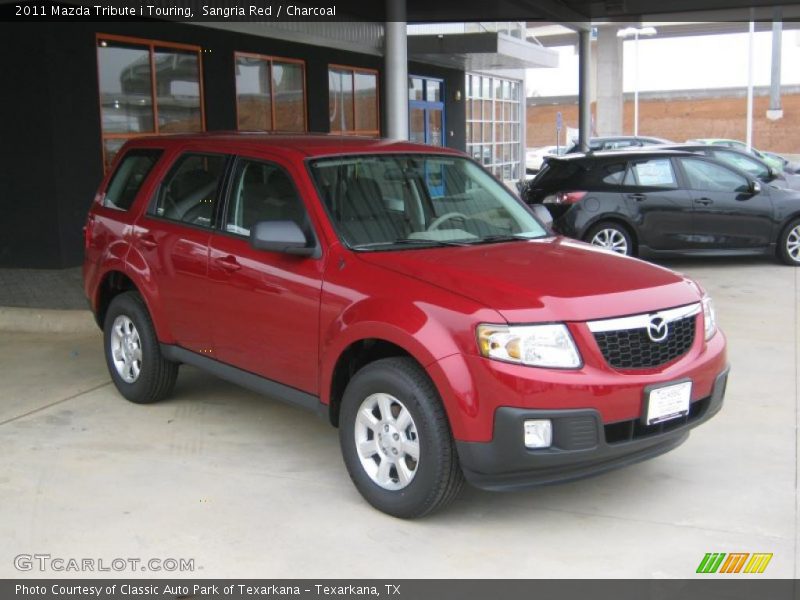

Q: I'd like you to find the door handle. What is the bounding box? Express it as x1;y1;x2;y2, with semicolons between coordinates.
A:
694;197;714;206
214;255;242;272
138;234;158;250
626;193;646;201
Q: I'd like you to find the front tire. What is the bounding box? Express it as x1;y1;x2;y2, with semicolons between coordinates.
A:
777;218;800;266
339;357;464;518
103;291;178;404
584;221;634;256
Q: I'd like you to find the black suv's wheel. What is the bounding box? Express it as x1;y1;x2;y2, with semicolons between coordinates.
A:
339;357;464;518
584;221;634;256
103;291;178;404
778;218;800;266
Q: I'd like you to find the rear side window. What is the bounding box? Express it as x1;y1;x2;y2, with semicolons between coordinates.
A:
625;158;677;188
151;153;227;229
103;149;162;211
600;163;627;185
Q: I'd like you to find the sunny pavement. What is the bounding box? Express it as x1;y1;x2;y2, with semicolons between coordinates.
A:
0;257;797;578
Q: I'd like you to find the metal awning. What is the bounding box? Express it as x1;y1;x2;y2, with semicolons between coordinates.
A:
408;32;558;70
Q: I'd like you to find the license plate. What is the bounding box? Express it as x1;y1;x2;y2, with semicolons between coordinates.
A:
645;381;692;426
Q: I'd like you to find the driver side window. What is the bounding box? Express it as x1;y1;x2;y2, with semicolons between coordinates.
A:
680;158;749;193
224;160;308;237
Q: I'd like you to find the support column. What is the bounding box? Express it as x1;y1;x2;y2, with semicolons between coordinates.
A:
578;29;592;151
595;26;623;136
768;8;783;120
385;0;408;140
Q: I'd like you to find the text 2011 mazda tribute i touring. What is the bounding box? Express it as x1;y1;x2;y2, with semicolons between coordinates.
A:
84;134;728;518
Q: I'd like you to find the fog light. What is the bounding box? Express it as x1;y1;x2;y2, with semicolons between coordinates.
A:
524;419;553;449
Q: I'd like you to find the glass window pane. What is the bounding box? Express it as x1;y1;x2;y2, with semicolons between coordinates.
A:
631;158;678;188
482;77;490;99
236;55;272;130
98;42;154;134
471;122;481;144
426;80;441;102
483;101;491;121
409;107;425;144
226;160;306;236
152;153;226;228
409;77;423;101
329;69;354;132
273;61;305;131
427;109;443;146
104;149;162;210
495;101;503;121
154;48;202;133
353;72;377;132
493;79;501;99
483;123;492;143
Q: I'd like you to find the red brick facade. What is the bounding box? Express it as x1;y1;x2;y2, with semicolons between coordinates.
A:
527;91;800;154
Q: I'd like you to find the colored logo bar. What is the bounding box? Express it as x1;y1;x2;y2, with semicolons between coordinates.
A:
696;553;773;574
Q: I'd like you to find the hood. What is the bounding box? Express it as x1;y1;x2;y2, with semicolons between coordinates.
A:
357;237;702;323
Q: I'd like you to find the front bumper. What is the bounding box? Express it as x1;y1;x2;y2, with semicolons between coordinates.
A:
456;367;728;491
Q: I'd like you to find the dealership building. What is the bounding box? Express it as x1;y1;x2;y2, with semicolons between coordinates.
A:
0;16;557;269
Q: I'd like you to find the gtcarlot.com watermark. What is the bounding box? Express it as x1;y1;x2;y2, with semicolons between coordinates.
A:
14;553;195;573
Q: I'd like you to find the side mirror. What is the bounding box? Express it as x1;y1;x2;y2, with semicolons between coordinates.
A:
531;204;554;228
250;220;315;256
749;180;762;195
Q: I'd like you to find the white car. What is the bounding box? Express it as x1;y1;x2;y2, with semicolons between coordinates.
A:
525;145;561;173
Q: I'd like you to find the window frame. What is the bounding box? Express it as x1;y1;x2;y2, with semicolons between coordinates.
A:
95;33;206;172
328;64;381;137
234;52;308;133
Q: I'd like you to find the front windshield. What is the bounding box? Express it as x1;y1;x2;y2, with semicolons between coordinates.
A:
308;154;548;250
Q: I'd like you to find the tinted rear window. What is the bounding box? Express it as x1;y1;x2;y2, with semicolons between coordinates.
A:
104;149;162;211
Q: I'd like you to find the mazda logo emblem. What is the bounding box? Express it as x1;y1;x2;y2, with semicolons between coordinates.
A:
647;317;669;343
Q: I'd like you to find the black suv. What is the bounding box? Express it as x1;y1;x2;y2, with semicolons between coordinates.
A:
519;149;800;265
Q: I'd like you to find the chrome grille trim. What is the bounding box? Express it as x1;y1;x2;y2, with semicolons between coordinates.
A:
586;303;701;334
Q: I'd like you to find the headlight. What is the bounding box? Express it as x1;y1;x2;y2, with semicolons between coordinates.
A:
702;295;717;340
477;323;582;368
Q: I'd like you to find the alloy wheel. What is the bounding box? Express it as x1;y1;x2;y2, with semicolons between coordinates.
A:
787;224;800;262
590;228;629;255
109;315;142;383
354;393;420;490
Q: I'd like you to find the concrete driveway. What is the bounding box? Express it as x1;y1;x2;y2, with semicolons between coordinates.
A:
0;258;797;579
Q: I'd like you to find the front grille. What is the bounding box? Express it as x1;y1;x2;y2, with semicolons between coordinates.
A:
593;315;696;369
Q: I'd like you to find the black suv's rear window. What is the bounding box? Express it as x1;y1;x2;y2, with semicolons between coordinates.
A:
104;149;162;211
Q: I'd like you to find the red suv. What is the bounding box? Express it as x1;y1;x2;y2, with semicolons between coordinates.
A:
84;134;729;518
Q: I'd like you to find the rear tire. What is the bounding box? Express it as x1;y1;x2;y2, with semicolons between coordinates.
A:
777;218;800;266
103;291;178;404
584;221;634;256
339;357;464;518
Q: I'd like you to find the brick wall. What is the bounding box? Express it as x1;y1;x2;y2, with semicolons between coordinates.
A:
526;92;800;154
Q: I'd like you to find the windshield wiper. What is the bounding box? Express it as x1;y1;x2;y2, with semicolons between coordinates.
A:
351;238;471;250
468;234;542;245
